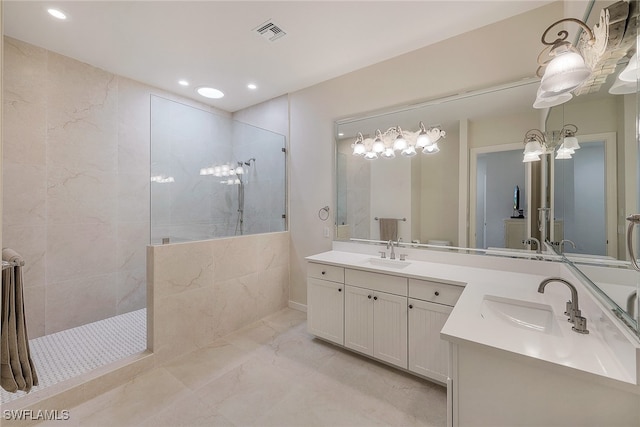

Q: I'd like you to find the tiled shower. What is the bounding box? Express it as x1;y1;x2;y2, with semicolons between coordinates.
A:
2;35;288;403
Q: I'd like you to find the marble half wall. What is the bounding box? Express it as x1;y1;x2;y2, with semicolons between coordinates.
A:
147;231;289;364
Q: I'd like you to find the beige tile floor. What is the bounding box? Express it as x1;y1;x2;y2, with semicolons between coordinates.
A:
38;308;447;427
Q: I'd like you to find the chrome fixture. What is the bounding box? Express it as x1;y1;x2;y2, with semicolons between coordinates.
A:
387;240;397;260
538;277;589;334
523;237;541;254
352;122;445;160
522;124;580;163
626;214;640;271
560;239;576;253
399;253;408;261
378;251;387;259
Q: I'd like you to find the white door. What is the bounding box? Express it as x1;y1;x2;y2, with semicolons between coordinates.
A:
344;285;374;356
307;278;344;345
373;291;408;369
408;298;452;382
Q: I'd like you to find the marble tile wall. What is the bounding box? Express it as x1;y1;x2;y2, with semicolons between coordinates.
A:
2;36;228;337
148;231;290;364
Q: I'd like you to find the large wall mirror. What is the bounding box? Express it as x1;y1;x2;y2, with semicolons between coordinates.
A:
335;0;639;336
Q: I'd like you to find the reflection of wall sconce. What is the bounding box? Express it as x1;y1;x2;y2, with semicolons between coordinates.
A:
352;121;445;160
151;175;175;183
522;124;580;162
534;14;608;108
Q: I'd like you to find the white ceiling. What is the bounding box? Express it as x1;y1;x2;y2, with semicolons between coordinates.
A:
4;1;554;112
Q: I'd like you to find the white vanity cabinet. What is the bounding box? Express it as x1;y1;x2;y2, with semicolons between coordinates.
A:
307;263;345;345
344;269;408;368
408;279;463;383
306;259;463;381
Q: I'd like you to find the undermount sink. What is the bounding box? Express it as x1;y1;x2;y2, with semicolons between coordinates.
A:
481;295;557;334
363;257;412;269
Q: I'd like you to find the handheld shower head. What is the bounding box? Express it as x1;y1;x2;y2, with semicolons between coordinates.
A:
244;158;256;166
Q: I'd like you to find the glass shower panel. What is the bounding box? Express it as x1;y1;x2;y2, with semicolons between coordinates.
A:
150;96;286;243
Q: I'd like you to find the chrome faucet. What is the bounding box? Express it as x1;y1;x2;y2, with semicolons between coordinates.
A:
559;239;576;253
538;277;589;334
523;237;541;254
387;240;396;260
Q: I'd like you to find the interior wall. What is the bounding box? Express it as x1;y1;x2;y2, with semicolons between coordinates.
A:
287;2;563;305
2;36;230;337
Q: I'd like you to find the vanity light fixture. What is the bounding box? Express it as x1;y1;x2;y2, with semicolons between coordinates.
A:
533;16;608;108
200;161;246;184
522;124;580;162
351;122;445;160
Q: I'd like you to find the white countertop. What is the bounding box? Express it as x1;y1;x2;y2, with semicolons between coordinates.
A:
307;250;638;386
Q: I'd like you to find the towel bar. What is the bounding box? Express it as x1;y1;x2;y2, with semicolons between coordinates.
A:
2;260;25;270
374;217;406;221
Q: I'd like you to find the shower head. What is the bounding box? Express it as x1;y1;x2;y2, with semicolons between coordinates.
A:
244;158;256;166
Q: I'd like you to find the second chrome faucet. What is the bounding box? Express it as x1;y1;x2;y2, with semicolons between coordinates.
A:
538;277;589;334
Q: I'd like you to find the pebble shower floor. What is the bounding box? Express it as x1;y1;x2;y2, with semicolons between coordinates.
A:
1;309;146;404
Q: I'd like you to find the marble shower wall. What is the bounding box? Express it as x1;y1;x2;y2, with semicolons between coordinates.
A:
147;231;289;364
2;36;229;337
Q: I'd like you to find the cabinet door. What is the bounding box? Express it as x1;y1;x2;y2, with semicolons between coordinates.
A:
373;291;408;369
408;298;452;382
344;285;374;356
307;277;344;345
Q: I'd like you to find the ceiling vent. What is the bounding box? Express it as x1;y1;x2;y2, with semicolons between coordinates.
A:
253;20;287;42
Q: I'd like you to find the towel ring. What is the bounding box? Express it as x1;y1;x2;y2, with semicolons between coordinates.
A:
318;206;330;221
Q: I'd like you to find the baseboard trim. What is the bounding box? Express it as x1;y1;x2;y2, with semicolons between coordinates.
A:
288;300;307;312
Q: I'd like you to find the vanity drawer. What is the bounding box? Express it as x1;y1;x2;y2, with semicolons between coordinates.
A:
409;279;463;306
308;262;344;283
345;268;408;296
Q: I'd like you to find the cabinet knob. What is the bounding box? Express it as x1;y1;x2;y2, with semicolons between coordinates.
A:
321;271;326;275
373;296;378;301
368;295;372;299
434;291;440;296
408;304;413;309
338;288;342;292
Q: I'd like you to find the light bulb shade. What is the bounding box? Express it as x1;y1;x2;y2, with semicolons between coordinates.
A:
352;142;366;156
416;132;431;148
364;152;378;160
235;166;244;175
533;91;572;109
556;142;575;155
523;140;544;156
523;152;541;162
234;178;241;184
200;168;208;175
563;136;580;151
619;52;638;82
422;143;440;154
372;138;385;153
555;149;573;159
393;136;408;151
382;147;396;159
608;77;637;95
540;51;591;94
401;145;417;157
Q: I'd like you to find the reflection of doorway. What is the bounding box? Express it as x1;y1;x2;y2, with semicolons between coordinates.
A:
553;133;617;257
470;144;527;249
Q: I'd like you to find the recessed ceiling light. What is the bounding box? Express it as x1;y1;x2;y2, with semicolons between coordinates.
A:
47;8;67;20
178;80;189;86
196;87;224;99
338;133;344;137
247;83;257;90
